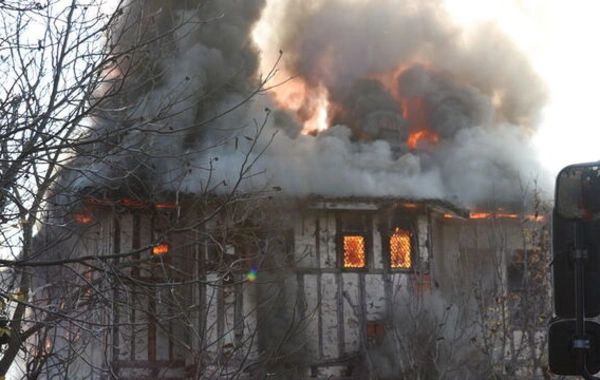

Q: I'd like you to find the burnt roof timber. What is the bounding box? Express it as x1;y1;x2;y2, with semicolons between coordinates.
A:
71;188;471;218
302;195;470;218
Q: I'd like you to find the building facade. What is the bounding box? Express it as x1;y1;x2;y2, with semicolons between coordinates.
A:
32;195;549;379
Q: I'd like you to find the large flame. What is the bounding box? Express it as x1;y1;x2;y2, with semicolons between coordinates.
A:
398;85;440;150
266;76;330;133
263;63;443;149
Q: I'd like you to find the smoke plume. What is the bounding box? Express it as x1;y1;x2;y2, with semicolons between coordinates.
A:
62;0;550;208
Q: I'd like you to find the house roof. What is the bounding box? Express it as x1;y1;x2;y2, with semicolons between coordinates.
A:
67;186;472;219
302;195;470;219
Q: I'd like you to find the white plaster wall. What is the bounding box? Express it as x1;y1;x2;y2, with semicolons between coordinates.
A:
320;273;340;359
365;274;386;320
373;214;383;270
390;273;410;299
119;213;134;254
295;214;317;268
342;273;360;355
302;273;321;358
321;213;337;268
432;216;532;297
222;284;236;353
204;273;220;355
241;281;259;359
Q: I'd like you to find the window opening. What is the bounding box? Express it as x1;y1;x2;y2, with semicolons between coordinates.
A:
390;227;412;268
338;213;371;269
151;242;169;256
344;235;366;268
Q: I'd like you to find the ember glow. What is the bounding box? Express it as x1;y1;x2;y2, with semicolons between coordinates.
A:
74;205;95;224
343;235;366;268
84;198;177;210
155;203;178;210
74;213;92;224
399;203;418;209
470;212;518;219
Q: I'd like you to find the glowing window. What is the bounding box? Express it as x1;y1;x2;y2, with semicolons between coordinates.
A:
343;235;366;268
152;243;169;256
390;227;412;268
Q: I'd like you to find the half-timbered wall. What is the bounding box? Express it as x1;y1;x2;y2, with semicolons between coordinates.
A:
110;211;192;379
37;197;543;379
292;203;431;377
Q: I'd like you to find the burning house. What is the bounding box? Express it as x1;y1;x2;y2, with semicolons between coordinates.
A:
30;0;553;379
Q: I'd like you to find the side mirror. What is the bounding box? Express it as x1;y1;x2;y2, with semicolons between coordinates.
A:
549;319;600;376
556;162;600;220
550;161;600;377
552;211;600;318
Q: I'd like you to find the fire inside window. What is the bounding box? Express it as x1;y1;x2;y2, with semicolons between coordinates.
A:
343;235;366;268
390;227;412;268
152;243;169;256
338;213;371;269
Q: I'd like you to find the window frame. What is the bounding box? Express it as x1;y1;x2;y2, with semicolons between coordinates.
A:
383;213;417;272
336;212;373;271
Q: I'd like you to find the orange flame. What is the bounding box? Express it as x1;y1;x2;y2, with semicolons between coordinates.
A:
399;203;419;209
83;197;177;210
155;203;178;210
401;97;428;128
390;227;411;268
74;213;92;224
152;243;169;256
443;213;546;222
343;235;366;268
74;205;94;224
121;198;148;208
266;77;330;133
400;96;440;150
469;212;493;219
470;212;519;220
407;130;440;150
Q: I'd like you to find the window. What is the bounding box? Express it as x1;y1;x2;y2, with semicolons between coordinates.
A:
151;242;169;256
344;235;366;268
113;210;191;374
390;227;412;268
337;213;372;269
386;214;415;269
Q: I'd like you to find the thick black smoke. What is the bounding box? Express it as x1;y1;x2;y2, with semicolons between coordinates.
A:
59;0;550;208
253;0;550;206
